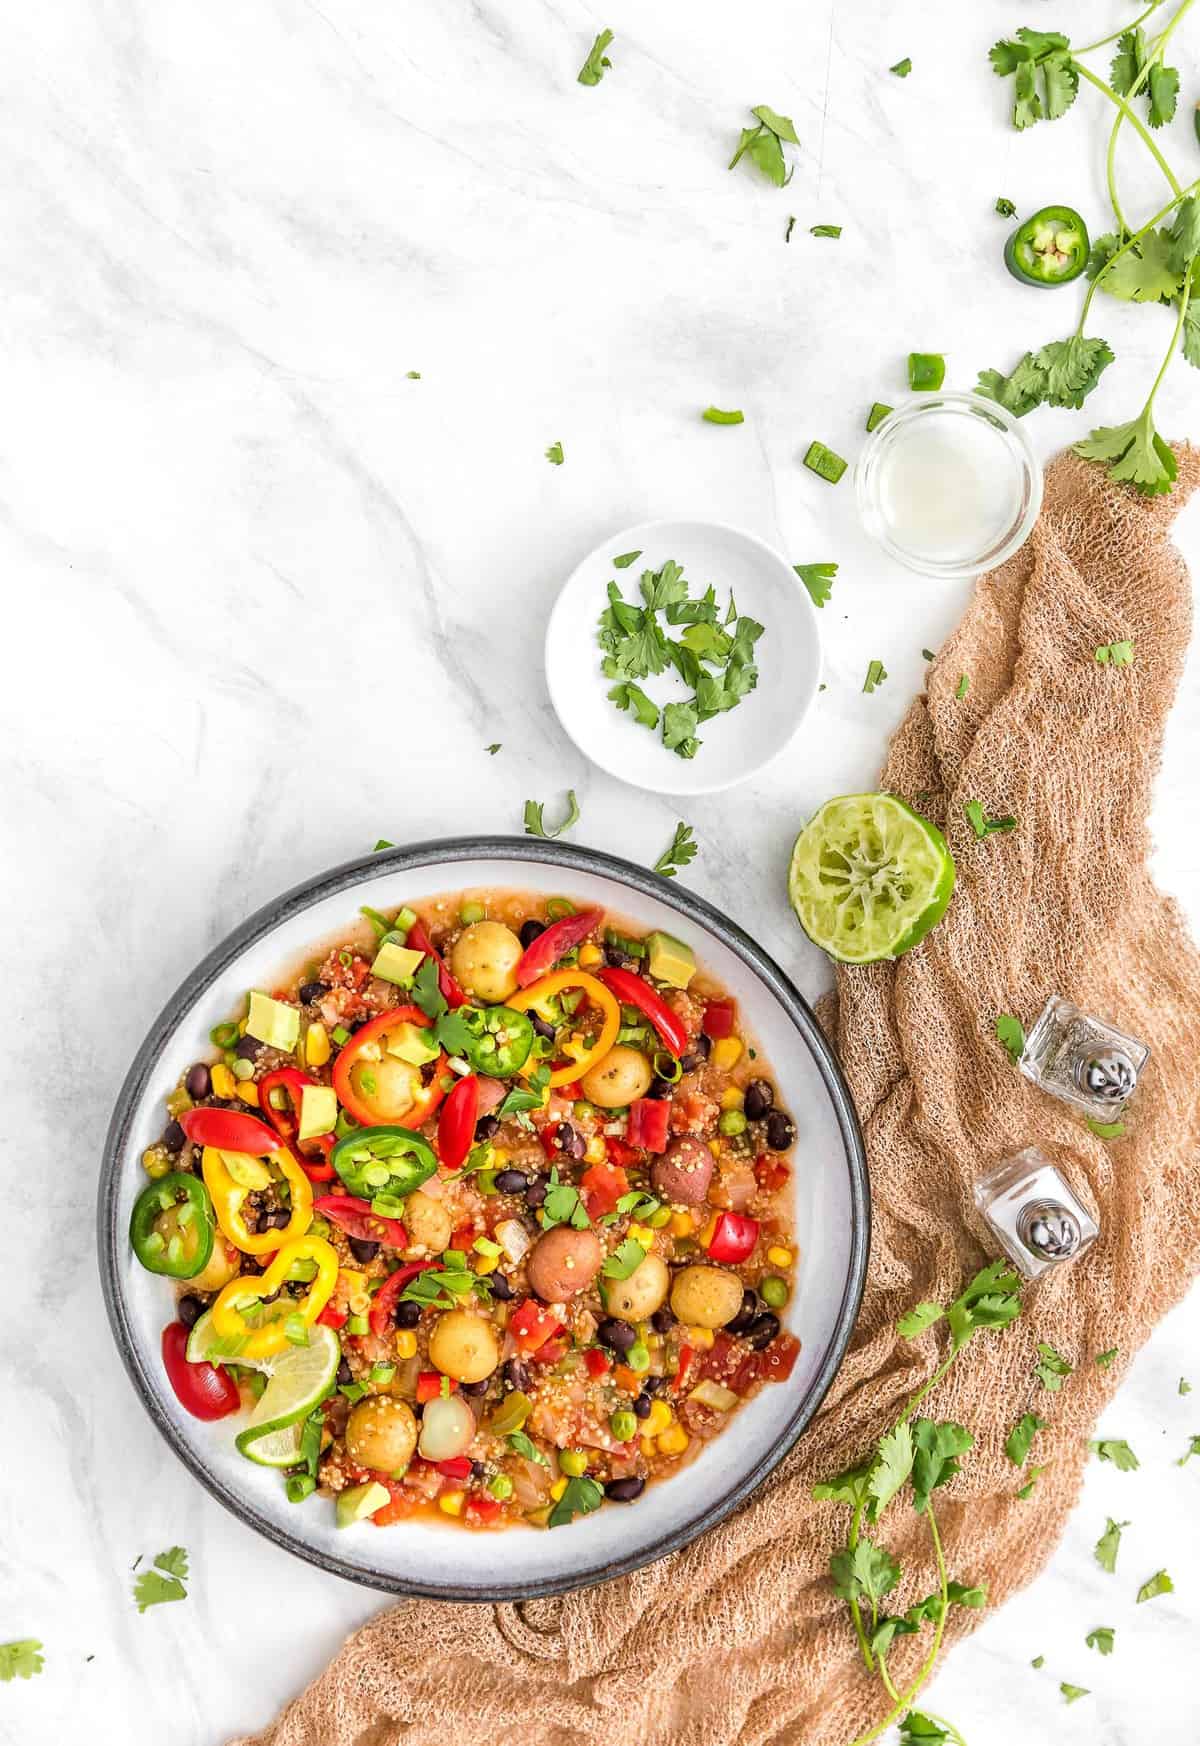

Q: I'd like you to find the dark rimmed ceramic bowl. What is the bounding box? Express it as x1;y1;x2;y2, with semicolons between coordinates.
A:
98;837;869;1599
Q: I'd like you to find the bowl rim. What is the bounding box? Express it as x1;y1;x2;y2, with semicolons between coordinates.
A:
97;835;870;1601
544;517;823;797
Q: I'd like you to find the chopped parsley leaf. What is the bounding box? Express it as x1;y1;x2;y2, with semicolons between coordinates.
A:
1086;1626;1114;1656
1090;1437;1139;1471
794;562;837;608
524;791;580;839
810;224;842;238
1136;1569;1174;1604
653;821;698;878
1094;1517;1129;1574
0;1641;44;1682
890;58;912;77
133;1546;190;1612
1035;1342;1072;1391
862;659;888;694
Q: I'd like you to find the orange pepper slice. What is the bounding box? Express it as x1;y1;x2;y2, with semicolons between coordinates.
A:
507;969;621;1088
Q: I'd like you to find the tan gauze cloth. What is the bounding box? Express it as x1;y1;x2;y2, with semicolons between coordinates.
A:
233;450;1200;1746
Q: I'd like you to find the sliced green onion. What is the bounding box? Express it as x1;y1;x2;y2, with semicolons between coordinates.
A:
284;1313;310;1347
908;352;946;391
285;1473;317;1503
546;897;577;921
340;1381;367;1402
360;905;391;940
604;928;646;958
232;1057;255;1081
369;1363;396;1384
652;1051;682;1083
346;1314;369;1336
210;1021;239;1049
473;1235;502;1257
460;902;485;925
370;1194;406;1219
396;905;418;934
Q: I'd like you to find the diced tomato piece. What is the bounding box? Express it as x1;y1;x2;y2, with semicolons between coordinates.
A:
317;1303;349;1330
626;1098;671;1153
530;1334;570;1366
435;1456;474;1481
508;1298;564;1353
702;999;736;1039
698;1332;736;1380
450;1222;477;1252
371;1479;416;1526
604;1136;640;1170
580;1162;629;1217
760;1331;801;1383
416;1372;459;1403
464;1492;504;1526
584;1347;611;1379
754;1154;792;1193
729;1350;762;1394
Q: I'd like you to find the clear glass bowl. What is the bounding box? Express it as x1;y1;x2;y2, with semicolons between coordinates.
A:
855;391;1043;579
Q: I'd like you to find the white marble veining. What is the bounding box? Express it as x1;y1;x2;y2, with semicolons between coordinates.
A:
2;2;1198;1742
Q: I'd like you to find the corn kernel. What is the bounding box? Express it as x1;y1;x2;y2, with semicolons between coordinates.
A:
628;1223;656;1248
657;1426;690;1457
708;1140;722;1159
686;1326;715;1350
549;1477;569;1502
473;1251;499;1276
699;1214;718;1248
578;941;603;968
211;1064;236;1100
767;1245;793;1268
720;1086;745;1110
491;1147;510;1167
438;1490;466;1517
584;1136;607;1164
711;1037;743;1071
305;1023;331;1067
394;1330;418;1359
669;1211;695;1238
640;1435;657;1459
236;1081;260;1106
644;1399;673;1437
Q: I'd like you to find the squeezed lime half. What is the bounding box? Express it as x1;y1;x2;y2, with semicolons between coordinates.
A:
788;792;955;963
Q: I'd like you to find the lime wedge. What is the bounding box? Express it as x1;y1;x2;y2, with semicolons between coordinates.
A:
234;1325;341;1467
788;792;955;964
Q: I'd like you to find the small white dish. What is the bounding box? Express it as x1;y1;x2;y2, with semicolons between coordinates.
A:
545;519;822;795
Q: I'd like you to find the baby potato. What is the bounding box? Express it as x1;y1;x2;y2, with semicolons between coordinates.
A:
188;1231;241;1293
670;1264;744;1330
403;1188;452;1254
345;1396;417;1473
428;1307;500;1383
605;1252;670;1322
581;1045;653;1109
526;1226;603;1302
449;921;523;1003
651;1137;715;1207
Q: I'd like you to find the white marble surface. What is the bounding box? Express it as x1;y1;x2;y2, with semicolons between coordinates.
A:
2;2;1199;1742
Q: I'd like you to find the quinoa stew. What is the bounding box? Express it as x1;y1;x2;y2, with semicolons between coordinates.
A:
129;890;803;1535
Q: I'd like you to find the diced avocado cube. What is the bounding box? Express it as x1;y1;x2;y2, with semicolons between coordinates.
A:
219;1148;273;1190
335;1480;390;1527
298;1084;338;1144
645;931;696;989
246;991;300;1053
371;941;424;987
385;1021;440;1066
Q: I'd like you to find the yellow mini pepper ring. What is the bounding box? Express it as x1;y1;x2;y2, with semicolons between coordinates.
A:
210;1235;339;1362
508;969;621;1088
201;1145;314;1255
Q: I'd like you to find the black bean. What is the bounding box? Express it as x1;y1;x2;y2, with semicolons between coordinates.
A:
490;1272;514;1301
747;1312;781;1350
461;1378;491;1397
519;919;546;949
299;980;327;1006
393;1301;422;1329
235;1034;262;1061
646;1079;671;1099
556;1122;584;1160
337;1359;353;1386
475;1115;500;1142
765;1110;797;1152
471;1460;486;1478
650;1308;674;1334
176;1294;204;1329
606;1476;646;1503
604;944;637;970
597;1317;636;1353
495;1169;530;1195
529;1011;557;1042
632;1393;652;1420
162;1119;186;1153
185;1064;211;1100
743;1079;775;1121
727;1289;759;1334
525;1176;550;1210
348;1236;379;1264
641;1373;669;1396
694;1033;712;1061
267;1207;293;1230
503;1357;531;1392
679;1052;704;1073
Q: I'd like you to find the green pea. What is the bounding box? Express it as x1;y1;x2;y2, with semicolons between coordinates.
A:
559;1449;589;1477
609;1410;637;1442
460;902;486;925
718;1109;747;1137
760;1274;790;1309
626;1343;651;1373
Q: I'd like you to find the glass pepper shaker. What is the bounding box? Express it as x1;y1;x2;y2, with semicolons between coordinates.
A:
974;1147;1099;1281
1017;994;1149;1120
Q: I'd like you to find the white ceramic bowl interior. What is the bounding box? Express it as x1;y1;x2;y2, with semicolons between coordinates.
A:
545;520;823;796
101;842;866;1598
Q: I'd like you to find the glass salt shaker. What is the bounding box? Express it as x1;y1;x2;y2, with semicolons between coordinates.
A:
974;1147;1100;1281
1018;994;1149;1120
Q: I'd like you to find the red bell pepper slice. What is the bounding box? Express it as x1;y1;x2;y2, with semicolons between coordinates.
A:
705;1210;760;1264
416;1371;460;1403
626;1097;671;1153
579;1161;629;1217
312;1194;408;1249
368;1260;438;1336
161;1321;240;1420
515;907;604;988
437;1074;479;1171
702;999;736;1039
508;1298;564;1353
530;1333;570;1366
584;1347;611;1379
598;966;688;1056
405;919;467;1009
434;1456;473;1481
179;1106;280;1154
259;1067;337;1181
331;1006;448;1129
672;1342;697;1393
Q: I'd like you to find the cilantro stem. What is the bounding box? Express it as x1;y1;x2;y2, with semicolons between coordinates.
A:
1073;0;1168;56
847;1497;876;1674
1075;173;1200;336
1095;0;1194;233
844;1507;950;1746
1145;275;1190;411
1075;62;1182;226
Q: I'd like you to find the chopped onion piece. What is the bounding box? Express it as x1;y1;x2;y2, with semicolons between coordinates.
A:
689;1379;738;1412
494;1219;532;1265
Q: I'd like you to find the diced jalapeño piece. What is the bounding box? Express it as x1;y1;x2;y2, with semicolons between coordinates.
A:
803;441;848;485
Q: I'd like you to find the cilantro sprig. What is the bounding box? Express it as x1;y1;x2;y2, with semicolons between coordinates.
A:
728;106;799;187
133;1546;190;1612
524;791;580;840
653;821;698;878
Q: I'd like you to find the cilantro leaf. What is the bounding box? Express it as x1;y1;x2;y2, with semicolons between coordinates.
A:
1136;1569;1174;1604
995;1013;1025;1061
990;33;1076;129
964;800;1017;838
653;821;698;878
545;441;564;466
1147;62;1179;128
830;1536;900;1605
1090;1437;1138;1471
1017;1463;1047;1499
612;550;641;569
607;681;660;730
507;1430;548;1465
601;1238;646;1279
1035;336;1115;408
1005;1412;1047;1467
639;560;688;611
794;562;837;608
1086;1626;1114;1655
1094;640;1135;667
945;1260;1022;1348
1060;1683;1089;1705
577;28;613;87
1031;1655;1045;1669
897;1301;944;1339
1181;1378;1192;1395
911;1418;973;1513
1095;1517;1130;1573
811;1464;873;1509
662;699;701;759
1182;298;1200;370
133;1546;190;1612
862;659;888;693
1035;1342;1072;1392
976;352;1047;418
1110;27;1146;96
1101;230;1183;303
1042;51;1078;120
898;1714;949;1745
0;1641;44;1682
867;1421;914;1520
484;743;501;756
548;1474;605;1527
751;104;799;143
523;791;580;840
1095;1347;1119;1367
496;1064;550;1119
728;107;798;187
1076;408;1178;496
1169;197;1200;274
